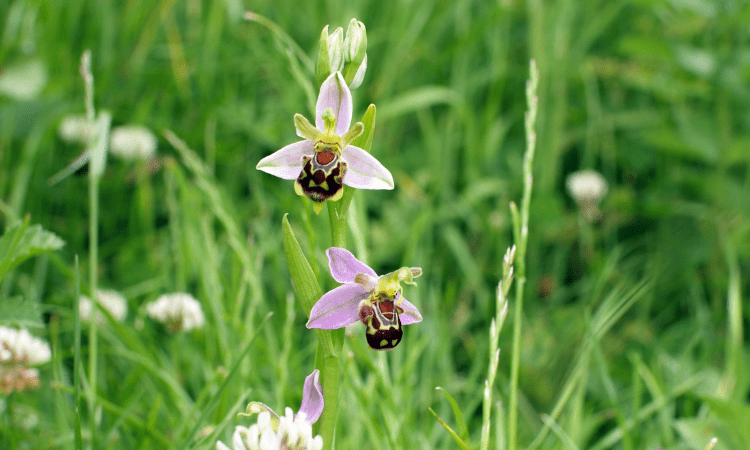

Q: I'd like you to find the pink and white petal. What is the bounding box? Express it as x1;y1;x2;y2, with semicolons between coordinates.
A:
256;140;313;180
342;145;394;190
306;284;369;329
297;369;323;424
397;297;423;325
316;72;352;136
327;247;377;283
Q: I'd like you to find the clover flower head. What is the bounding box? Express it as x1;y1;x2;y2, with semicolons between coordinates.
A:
58;114;94;145
306;247;422;350
110;125;157;161
256;72;393;213
80;289;128;325
0;326;51;393
146;292;205;332
566;169;608;221
216;370;324;450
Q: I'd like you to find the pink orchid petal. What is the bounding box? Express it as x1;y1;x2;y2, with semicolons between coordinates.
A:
306;284;368;329
398;297;423;325
256;140;314;180
342;145;394;190
326;247;377;283
316;72;352;136
297;369;323;424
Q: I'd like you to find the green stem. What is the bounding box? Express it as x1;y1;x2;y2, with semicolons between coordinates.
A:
81;49;100;450
508;60;538;450
315;200;348;450
88;174;99;449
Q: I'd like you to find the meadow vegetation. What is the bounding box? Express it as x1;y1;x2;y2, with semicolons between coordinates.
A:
1;0;749;449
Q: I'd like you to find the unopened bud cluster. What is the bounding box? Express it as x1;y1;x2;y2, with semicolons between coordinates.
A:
316;19;367;89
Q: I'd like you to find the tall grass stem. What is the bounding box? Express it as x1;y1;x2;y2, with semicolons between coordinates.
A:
508;59;539;450
81;50;101;450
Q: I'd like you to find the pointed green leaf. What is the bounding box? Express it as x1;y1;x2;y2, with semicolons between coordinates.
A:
436;386;470;441
0;219;65;282
350;104;376;153
339;104;376;215
282;214;322;316
428;407;471;450
281;214;336;357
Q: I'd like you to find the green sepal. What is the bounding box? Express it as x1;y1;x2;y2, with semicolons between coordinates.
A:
0;217;65;284
315;26;331;89
281;214;336;356
350;104;376;152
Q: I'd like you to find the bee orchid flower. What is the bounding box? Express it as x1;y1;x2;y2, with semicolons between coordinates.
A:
256;72;393;213
307;247;422;350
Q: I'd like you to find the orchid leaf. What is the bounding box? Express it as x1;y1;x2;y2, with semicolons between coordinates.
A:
281;214;335;357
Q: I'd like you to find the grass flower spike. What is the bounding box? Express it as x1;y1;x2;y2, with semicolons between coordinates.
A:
217;370;324;450
307;247;422;350
256;72;393;213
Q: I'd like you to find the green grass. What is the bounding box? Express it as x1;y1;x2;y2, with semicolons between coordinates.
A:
1;0;749;449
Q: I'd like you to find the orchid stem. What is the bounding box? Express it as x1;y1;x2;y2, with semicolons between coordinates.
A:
315;200;348;450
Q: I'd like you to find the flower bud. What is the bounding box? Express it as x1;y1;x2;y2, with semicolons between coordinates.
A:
342;19;367;89
315;25;344;88
344;19;366;63
348;54;367;90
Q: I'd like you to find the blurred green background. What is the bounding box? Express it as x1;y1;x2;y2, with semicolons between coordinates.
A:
1;0;749;448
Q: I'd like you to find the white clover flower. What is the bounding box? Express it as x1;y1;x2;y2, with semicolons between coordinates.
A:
0;326;51;393
216;370;324;450
80;289;128;325
58;114;94;144
0;327;51;366
217;410;323;450
566;170;608;221
109;125;157;161
146;293;205;332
